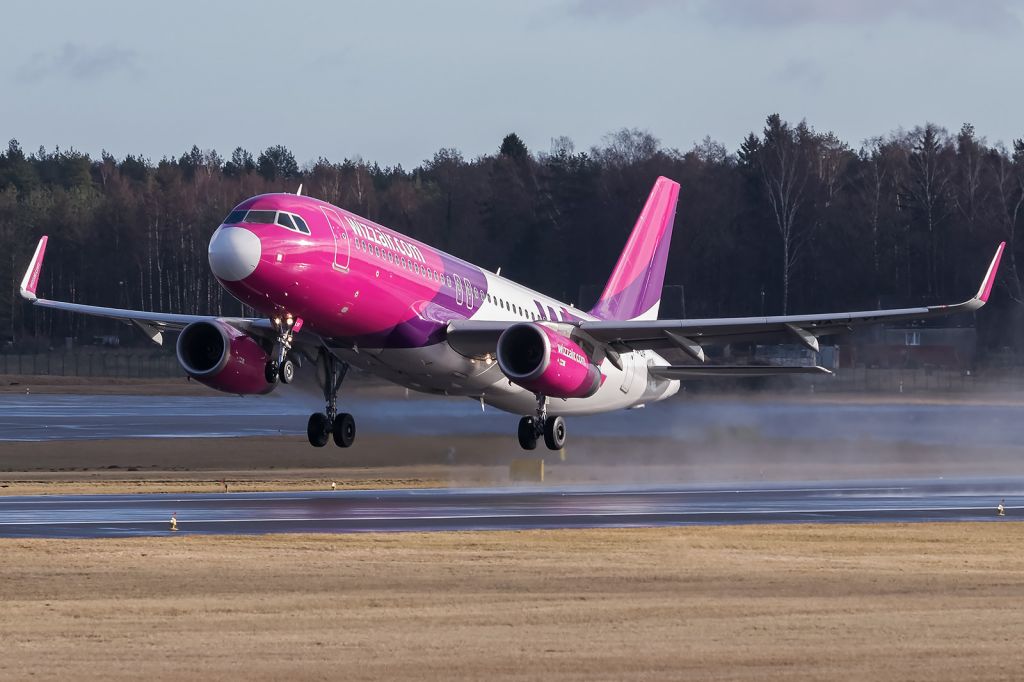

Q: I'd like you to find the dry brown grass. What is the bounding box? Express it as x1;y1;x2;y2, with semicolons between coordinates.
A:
1;523;1022;681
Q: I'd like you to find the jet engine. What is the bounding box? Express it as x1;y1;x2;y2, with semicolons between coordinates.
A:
176;320;277;395
496;322;601;399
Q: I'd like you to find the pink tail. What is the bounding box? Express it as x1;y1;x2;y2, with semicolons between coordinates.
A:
589;177;679;321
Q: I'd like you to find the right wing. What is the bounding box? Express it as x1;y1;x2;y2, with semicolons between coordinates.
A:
19;236;270;345
447;242;1005;362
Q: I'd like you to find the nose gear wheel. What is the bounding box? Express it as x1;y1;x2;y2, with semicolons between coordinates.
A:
266;315;301;385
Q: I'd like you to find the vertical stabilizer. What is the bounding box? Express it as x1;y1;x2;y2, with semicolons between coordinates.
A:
589;177;679;321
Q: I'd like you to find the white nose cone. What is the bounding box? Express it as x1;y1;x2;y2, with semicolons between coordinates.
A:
209;227;261;281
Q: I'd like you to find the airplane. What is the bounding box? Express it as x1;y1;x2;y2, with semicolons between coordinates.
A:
19;177;1005;450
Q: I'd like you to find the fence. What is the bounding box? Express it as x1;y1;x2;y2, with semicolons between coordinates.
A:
0;352;181;378
793;367;1021;394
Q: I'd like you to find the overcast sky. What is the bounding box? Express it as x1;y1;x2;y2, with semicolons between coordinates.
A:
2;0;1022;168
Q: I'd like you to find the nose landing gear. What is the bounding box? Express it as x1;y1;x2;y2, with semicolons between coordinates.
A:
307;350;356;448
265;315;301;385
517;394;566;450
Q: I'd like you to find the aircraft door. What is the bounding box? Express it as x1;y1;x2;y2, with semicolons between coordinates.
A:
319;207;350;272
454;276;464;305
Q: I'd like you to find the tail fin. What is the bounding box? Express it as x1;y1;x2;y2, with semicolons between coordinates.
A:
589;177;679;321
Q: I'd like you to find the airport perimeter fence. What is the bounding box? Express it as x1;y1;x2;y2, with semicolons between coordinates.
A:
0;352;182;379
795;367;1021;394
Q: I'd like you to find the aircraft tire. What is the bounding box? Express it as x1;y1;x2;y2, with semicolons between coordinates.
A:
265;361;280;384
307;413;330;447
517;416;538;450
543;416;566;450
279;358;296;384
332;413;356;448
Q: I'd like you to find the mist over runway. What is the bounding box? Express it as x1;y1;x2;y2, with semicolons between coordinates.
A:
0;479;1019;539
3;393;1024;448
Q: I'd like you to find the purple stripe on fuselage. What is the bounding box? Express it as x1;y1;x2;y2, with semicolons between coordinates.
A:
372;252;490;349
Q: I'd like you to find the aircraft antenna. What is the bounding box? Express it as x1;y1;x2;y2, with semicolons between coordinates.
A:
296;184;303;196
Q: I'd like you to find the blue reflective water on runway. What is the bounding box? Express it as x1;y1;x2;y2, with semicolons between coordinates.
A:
3;393;1024;446
1;478;1019;538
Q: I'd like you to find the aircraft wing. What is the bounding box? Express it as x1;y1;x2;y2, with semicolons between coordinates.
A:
19;236;271;345
447;242;1004;361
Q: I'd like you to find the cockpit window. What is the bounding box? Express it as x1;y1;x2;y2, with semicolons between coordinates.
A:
224;210;247;224
292;215;310;235
244;210;277;224
276;213;296;230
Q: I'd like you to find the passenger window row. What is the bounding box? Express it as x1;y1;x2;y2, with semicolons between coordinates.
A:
484;292;543;320
354;237;453;287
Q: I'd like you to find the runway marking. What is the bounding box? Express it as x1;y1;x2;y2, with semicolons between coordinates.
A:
0;496;313;505
0;507;1004;526
558;487;916;496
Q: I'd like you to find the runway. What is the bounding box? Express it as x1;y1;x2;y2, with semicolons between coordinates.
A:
4;393;1024;446
1;478;1019;538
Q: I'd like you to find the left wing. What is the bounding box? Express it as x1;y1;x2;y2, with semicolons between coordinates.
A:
19;236;269;345
447;242;1004;362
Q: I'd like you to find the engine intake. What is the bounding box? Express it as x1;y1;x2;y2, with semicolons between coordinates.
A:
496;322;601;399
176;320;276;395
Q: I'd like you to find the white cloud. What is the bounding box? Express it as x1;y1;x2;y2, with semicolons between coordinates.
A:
564;0;1022;32
18;43;141;83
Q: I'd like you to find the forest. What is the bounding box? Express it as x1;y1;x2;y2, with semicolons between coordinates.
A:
1;114;1022;358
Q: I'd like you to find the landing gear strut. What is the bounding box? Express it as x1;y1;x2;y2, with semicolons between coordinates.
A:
517;394;566;451
306;350;355;448
265;315;301;385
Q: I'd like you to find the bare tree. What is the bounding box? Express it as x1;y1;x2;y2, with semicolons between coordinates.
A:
993;141;1024;302
954;123;988;234
903;123;954;295
756;114;813;314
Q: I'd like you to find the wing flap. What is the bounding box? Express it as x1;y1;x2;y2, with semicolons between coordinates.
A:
649;365;833;379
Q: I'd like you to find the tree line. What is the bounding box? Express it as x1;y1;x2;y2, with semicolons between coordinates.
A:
1;115;1022;356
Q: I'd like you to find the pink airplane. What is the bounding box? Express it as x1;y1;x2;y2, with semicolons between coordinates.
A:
19;177;1004;450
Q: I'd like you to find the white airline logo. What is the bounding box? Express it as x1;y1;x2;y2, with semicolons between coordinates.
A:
557;344;587;366
347;217;426;263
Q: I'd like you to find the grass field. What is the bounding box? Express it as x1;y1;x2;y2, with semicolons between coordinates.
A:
1;523;1022;681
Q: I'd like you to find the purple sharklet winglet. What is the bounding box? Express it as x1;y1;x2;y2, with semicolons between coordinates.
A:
589;177;680;321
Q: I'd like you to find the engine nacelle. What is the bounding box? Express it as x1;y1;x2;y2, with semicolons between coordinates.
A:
176;320;276;395
496;322;601;399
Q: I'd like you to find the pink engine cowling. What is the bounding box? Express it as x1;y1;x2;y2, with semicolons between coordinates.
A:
496;323;601;399
176;320;276;395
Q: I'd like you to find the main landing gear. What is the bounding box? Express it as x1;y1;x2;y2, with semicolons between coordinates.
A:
307;350;356;448
517;394;566;451
265;315;300;385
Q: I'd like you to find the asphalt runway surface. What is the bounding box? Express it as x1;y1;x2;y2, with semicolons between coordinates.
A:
3;393;1024;446
1;478;1019;538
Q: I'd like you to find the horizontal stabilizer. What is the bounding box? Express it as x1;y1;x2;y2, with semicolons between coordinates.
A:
649;365;833;379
